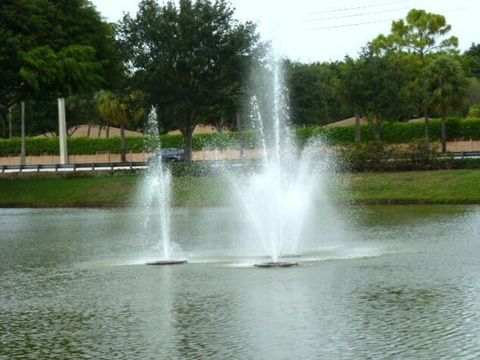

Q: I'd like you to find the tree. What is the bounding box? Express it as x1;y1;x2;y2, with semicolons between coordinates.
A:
19;45;103;98
96;90;145;161
118;0;260;161
372;9;458;139
463;43;480;78
373;9;458;60
425;56;467;152
469;104;480;118
339;56;367;142
285;60;351;126
0;0;118;137
66;95;103;137
340;49;411;141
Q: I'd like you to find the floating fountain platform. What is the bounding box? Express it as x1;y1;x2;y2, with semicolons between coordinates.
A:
146;260;187;266
254;262;299;268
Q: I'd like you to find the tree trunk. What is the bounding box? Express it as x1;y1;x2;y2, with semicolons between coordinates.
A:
8;106;13;139
181;112;195;162
424;113;430;140
216;113;224;133
354;113;361;143
373;115;381;141
97;124;102;138
236;112;244;158
106;125;110;138
441;114;447;153
183;129;193;162
120;123;126;162
87;123;91;137
0;109;7;138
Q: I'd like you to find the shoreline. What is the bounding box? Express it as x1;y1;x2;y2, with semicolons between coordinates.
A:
2;199;480;209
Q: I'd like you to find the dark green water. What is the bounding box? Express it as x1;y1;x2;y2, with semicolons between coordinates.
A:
1;206;480;359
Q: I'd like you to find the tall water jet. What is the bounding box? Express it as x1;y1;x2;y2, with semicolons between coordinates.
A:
230;55;326;267
140;107;186;266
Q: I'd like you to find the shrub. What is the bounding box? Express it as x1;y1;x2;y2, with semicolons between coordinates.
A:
337;140;457;172
468;104;480;119
402;140;440;170
2;118;480;157
338;142;399;172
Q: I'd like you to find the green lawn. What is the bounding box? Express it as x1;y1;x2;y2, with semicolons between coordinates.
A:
1;169;480;207
342;170;480;204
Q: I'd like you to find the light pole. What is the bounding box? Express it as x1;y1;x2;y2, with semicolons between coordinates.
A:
58;98;68;164
20;101;26;166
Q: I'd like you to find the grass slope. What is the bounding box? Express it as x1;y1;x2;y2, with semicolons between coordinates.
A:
344;170;480;204
1;170;480;207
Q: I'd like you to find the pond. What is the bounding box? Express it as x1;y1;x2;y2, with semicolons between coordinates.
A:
1;205;480;359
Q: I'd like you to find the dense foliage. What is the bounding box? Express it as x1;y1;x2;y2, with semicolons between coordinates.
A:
0;0;118;136
118;0;260;160
1;3;479;163
2;119;480;157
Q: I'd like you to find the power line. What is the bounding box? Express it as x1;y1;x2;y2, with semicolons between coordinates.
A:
305;3;480;31
305;6;409;22
305;18;397;31
308;0;414;15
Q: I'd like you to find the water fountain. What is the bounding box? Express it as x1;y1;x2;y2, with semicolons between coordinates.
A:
138;56;334;268
229;56;327;268
141;108;187;266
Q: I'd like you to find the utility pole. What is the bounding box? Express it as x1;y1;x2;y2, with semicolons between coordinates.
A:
20;101;26;165
58;98;68;164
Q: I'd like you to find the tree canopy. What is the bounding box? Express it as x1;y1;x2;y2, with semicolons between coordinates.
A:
425;56;467;151
0;0;117;107
463;43;480;78
372;9;458;59
286;61;351;126
118;0;260;160
0;3;475;151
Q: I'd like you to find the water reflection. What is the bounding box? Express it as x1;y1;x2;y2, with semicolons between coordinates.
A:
348;284;479;358
1;206;480;359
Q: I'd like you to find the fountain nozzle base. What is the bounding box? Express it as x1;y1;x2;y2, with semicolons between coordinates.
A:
146;260;187;266
254;262;299;268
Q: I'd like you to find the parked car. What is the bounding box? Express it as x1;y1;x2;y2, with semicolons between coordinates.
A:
147;148;185;165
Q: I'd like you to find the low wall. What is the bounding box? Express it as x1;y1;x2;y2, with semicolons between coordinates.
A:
0;149;262;165
0;152;149;166
1;141;480;165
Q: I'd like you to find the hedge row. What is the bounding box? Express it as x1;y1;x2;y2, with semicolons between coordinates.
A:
0;132;259;156
1;118;480;156
297;118;480;145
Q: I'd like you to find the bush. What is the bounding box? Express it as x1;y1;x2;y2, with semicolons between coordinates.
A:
468;104;480;119
2;118;480;157
338;142;399;172
403;140;440;170
338;140;456;172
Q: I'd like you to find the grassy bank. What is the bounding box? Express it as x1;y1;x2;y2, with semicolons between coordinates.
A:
342;170;480;204
1;169;480;207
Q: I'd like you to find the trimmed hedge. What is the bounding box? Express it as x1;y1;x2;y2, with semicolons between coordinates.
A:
299;118;480;145
2;118;480;156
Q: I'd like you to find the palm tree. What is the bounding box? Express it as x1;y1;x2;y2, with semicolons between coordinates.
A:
96;90;144;162
425;56;467;153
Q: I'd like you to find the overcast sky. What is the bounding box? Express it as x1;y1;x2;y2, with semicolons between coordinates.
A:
91;0;480;62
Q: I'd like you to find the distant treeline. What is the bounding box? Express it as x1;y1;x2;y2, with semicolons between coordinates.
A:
1;2;480;159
